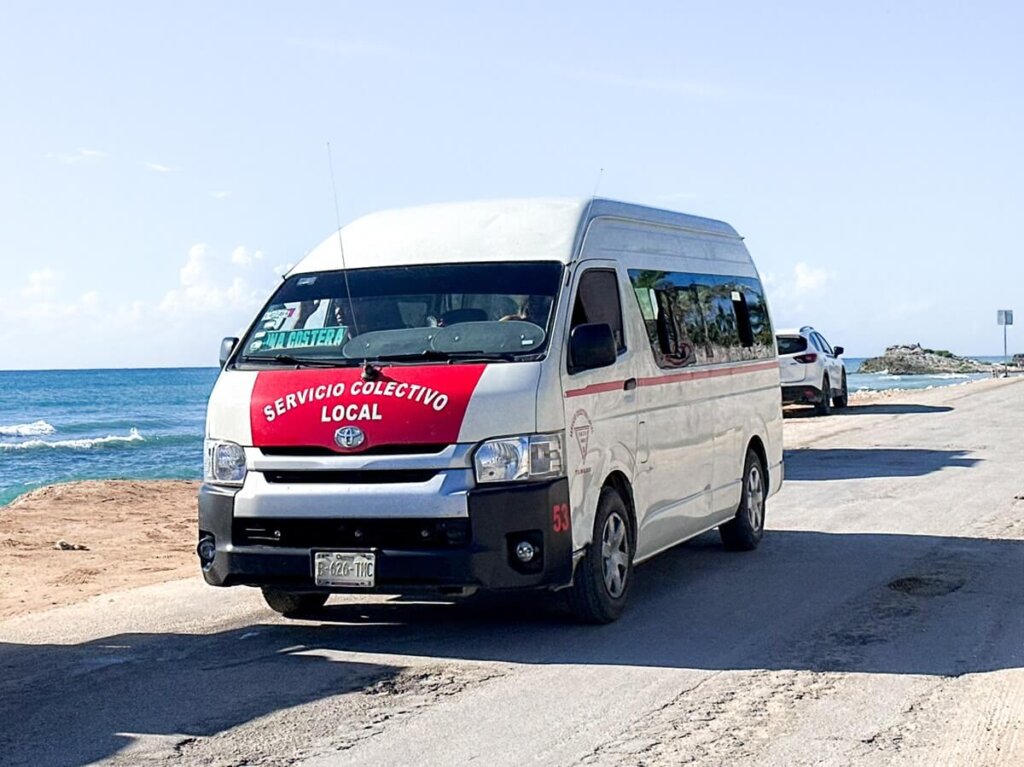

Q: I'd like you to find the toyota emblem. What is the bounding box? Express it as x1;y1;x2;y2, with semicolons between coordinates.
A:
334;426;366;450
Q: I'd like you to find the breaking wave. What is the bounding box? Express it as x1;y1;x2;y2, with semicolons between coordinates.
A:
0;420;57;437
0;428;144;451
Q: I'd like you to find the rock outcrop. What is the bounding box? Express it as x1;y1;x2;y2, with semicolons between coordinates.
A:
859;344;993;375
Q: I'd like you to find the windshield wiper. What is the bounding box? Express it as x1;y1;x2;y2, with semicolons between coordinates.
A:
237;354;352;368
369;350;524;364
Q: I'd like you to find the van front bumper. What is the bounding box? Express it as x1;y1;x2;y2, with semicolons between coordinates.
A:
197;479;573;593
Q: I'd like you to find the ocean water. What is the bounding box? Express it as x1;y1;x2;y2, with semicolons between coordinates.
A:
0;358;1008;506
0;368;218;506
845;356;1004;393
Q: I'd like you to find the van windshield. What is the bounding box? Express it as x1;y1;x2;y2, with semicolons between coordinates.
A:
237;262;563;366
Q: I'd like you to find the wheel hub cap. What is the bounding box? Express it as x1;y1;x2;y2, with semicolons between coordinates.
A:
602;512;629;598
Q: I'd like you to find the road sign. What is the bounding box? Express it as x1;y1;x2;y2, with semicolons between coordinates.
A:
998;310;1014;326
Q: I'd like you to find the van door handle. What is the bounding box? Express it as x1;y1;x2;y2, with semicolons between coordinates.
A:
624;378;638;392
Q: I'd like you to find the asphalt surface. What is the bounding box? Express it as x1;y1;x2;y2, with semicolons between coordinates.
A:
2;378;1022;766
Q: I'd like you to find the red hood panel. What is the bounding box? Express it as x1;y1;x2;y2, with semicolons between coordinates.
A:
250;365;487;450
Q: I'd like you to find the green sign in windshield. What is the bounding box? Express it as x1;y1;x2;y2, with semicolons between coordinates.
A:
254;325;348;353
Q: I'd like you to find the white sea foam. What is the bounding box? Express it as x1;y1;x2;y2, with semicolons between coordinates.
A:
0;428;143;451
0;420;57;437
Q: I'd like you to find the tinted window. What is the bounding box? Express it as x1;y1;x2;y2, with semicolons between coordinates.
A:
698;283;744;362
777;335;808;355
743;282;775;350
814;333;834;356
629;270;773;367
629;270;707;367
571;270;625;352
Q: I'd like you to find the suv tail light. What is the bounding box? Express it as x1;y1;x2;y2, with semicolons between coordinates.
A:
794;353;818;364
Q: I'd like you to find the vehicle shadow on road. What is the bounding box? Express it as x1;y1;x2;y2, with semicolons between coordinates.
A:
4;530;1021;766
784;403;954;418
783;448;981;480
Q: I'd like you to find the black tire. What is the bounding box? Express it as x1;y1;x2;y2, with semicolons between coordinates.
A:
815;375;832;416
833;372;849;409
719;449;767;551
262;588;329;617
569;487;634;624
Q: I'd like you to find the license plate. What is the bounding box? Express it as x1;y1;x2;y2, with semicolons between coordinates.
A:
313;551;376;588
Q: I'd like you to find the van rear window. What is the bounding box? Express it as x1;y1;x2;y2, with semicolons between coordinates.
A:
776;336;808;355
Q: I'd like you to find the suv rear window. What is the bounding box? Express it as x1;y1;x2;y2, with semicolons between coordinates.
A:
777;336;808;355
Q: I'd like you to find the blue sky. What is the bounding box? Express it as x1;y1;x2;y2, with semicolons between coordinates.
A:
1;1;1021;369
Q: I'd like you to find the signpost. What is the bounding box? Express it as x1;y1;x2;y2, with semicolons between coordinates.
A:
997;310;1014;376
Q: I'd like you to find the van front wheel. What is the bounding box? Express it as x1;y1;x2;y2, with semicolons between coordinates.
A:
569;487;633;624
262;588;329;618
719;449;767;551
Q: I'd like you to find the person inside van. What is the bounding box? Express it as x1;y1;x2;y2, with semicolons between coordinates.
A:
500;294;552;326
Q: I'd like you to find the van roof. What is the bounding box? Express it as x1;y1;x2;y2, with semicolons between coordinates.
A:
290;197;741;274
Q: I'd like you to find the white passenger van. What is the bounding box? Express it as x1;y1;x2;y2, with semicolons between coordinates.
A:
199;198;783;623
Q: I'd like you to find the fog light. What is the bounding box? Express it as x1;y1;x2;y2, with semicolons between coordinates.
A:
515;540;536;563
197;536;216;567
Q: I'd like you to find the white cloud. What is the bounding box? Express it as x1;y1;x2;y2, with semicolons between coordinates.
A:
47;148;106;164
209;191;231;200
0;247;278;367
180;244;207;287
144;162;175;173
231;246;264;267
762;262;834;326
159;243;273;320
22;268;62;298
793;262;830;294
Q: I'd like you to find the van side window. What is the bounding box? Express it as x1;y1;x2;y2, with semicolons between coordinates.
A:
571;269;625;352
731;288;756;349
628;269;708;368
697;284;743;362
630;270;775;367
742;281;775;352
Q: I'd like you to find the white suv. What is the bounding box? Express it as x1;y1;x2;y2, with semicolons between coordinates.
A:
777;327;848;415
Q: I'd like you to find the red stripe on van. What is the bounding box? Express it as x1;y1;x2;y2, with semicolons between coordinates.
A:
564;360;777;398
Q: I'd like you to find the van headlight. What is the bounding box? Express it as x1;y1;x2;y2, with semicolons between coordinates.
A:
474;433;565;484
204;439;247;486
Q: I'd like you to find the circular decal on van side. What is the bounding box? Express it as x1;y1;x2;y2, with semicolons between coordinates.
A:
571;409;593;461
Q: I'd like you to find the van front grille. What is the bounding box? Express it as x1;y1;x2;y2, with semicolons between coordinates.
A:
233;518;471;549
262;470;439;484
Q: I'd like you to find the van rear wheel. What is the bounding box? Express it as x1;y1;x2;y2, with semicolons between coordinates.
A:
569;487;633;624
262;588;329;618
719;449;767;551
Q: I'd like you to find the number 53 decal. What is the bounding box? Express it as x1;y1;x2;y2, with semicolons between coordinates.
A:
552;503;571;534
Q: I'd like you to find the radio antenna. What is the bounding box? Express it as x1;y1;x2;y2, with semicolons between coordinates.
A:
326;142;361;340
575;167;604;271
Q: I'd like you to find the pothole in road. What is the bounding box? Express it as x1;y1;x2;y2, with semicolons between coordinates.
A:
887;575;967;597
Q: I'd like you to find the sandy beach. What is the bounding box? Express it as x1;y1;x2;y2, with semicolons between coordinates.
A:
0;480;199;618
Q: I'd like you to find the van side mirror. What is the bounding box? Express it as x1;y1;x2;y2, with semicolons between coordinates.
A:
834;346;844;357
219;337;239;367
569;323;617;373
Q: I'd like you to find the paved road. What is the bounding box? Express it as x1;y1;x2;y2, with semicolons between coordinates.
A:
2;378;1022;766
